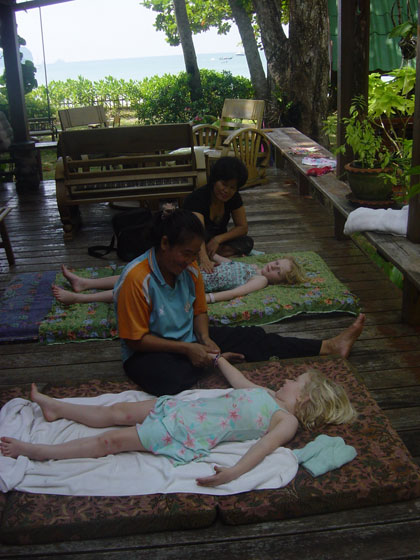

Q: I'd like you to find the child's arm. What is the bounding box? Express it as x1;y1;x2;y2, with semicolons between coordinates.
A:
207;275;268;304
196;413;298;487
216;356;260;389
212;253;232;264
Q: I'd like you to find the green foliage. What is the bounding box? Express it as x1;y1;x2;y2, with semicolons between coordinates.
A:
342;95;391;169
368;68;415;120
133;69;253;124
331;67;416;202
25;86;55;118
141;0;257;45
0;34;38;113
26;69;253;126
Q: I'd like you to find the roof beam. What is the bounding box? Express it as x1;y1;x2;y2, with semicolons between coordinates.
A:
11;0;73;11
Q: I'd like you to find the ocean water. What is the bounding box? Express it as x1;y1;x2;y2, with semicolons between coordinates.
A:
35;51;266;84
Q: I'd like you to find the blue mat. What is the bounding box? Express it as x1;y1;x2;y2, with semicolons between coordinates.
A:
0;271;56;343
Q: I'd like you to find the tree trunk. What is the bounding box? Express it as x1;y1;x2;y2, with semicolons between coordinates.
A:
228;0;268;101
288;0;329;140
253;0;289;125
172;0;202;101
253;0;329;140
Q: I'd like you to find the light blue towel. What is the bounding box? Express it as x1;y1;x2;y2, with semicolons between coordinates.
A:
293;434;357;477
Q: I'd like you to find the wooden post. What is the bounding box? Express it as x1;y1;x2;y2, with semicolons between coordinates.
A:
336;0;370;179
0;3;40;189
406;1;420;243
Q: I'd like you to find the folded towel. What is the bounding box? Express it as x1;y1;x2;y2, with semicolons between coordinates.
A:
344;205;408;236
293;434;357;477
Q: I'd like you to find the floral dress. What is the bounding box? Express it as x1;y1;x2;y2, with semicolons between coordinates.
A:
202;261;258;293
136;388;283;465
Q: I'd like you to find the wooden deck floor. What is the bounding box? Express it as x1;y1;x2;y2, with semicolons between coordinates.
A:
1;169;420;559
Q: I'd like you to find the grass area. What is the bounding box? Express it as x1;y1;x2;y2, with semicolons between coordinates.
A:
39;147;57;181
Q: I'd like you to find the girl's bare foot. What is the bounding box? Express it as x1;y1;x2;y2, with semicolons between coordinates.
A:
61;265;88;293
320;314;365;358
30;383;61;422
52;284;82;305
0;437;39;459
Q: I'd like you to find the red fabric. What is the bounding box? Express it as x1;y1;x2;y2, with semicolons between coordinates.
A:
306;166;333;176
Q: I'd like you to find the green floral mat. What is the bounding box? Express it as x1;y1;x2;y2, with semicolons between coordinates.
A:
39;264;123;344
39;252;360;344
208;252;360;327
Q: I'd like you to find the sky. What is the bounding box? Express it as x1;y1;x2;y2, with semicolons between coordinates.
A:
15;0;243;65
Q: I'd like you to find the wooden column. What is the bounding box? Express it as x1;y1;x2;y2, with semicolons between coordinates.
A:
336;0;370;179
0;3;40;189
407;1;420;243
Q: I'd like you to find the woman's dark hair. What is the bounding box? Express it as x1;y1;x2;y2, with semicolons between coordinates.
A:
151;208;205;248
208;156;248;190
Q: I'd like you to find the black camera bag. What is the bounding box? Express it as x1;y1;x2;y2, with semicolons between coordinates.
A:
88;208;153;262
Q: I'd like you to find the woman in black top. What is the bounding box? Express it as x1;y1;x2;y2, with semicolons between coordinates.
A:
183;156;254;273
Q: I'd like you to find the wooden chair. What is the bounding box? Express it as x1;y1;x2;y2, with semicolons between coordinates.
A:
193;99;269;188
28;116;58;141
224;127;271;188
58;106;108;131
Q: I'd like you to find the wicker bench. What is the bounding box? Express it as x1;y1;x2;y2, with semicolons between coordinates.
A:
266;127;420;325
55;123;198;239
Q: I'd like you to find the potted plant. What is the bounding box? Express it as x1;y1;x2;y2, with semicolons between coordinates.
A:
388;0;417;62
339;67;415;203
340;96;395;202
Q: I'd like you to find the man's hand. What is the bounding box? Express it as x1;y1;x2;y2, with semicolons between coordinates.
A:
196;465;237;487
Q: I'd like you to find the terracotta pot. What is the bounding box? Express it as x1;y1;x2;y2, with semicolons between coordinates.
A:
344;161;393;202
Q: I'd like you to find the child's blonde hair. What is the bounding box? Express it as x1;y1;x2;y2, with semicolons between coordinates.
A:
294;368;357;430
283;256;306;285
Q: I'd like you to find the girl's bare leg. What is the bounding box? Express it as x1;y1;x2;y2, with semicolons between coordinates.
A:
52;285;114;305
0;426;146;461
30;384;156;427
61;265;118;293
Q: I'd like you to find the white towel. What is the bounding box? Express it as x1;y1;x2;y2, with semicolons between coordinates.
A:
0;389;298;497
344;205;408;236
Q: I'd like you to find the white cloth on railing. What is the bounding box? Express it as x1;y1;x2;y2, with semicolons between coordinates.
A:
344;205;409;236
0;388;298;496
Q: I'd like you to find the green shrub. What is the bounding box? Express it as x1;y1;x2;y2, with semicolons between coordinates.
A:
134;69;254;124
24;70;254;125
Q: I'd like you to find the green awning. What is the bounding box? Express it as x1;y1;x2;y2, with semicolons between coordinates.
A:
328;0;417;71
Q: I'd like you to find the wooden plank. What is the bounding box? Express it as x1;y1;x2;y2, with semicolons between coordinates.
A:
1;164;420;557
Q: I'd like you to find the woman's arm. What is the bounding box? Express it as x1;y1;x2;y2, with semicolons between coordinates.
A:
127;332;213;368
193;313;220;354
207;275;268;303
212;253;232;264
191;211;215;273
206;206;248;258
196;414;299;487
